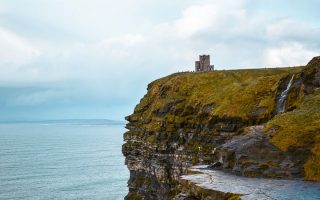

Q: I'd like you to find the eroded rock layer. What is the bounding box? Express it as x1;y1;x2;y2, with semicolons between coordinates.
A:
122;57;320;199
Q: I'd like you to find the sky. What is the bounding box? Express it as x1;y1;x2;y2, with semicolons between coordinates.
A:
0;0;319;121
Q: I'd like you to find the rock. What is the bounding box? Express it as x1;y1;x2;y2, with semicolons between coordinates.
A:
173;193;194;200
302;56;320;92
207;161;223;169
178;174;241;200
215;124;236;132
203;103;215;114
122;57;320;199
220;126;299;178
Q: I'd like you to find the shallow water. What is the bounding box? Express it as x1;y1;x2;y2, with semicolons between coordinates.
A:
0;123;129;200
181;166;320;200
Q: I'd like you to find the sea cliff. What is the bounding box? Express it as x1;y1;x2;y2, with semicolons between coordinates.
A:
122;57;320;199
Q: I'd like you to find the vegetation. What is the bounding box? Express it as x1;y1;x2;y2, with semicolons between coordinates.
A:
265;89;320;181
134;67;302;132
128;59;320;181
124;56;320;200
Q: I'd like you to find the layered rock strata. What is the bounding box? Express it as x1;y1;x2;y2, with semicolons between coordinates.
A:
123;57;320;199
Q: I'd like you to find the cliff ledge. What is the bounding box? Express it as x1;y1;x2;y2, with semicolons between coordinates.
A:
123;57;320;199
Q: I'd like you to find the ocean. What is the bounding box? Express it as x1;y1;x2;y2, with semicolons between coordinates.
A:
0;121;129;200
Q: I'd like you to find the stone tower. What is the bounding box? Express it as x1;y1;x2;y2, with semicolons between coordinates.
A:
195;55;214;72
195;61;201;71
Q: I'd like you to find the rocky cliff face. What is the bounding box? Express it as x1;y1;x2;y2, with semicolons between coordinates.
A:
122;57;320;199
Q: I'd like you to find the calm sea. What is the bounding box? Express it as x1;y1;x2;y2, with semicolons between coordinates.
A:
0;121;129;200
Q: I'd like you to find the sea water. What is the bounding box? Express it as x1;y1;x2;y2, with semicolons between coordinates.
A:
0;122;129;200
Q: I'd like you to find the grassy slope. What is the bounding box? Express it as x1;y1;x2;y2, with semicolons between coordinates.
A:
133;65;320;181
265;89;320;181
135;67;301;124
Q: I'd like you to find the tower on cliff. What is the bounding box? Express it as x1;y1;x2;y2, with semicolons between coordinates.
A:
195;55;214;72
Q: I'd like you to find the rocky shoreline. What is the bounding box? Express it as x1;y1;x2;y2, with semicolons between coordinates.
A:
122;57;320;199
178;166;320;200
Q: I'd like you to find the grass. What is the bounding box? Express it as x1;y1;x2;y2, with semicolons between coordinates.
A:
134;67;302;129
265;89;320;181
129;63;320;181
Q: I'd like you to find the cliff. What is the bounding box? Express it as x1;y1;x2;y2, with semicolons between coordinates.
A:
122;57;320;199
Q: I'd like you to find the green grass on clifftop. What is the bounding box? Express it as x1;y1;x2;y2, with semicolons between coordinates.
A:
135;67;302;126
129;63;320;181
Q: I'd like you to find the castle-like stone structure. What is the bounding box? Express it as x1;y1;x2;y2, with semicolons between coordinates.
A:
195;55;214;72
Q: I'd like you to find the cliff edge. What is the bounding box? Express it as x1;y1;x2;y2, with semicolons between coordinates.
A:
122;57;320;199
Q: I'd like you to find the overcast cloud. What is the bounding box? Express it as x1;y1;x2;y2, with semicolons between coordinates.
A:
0;0;319;120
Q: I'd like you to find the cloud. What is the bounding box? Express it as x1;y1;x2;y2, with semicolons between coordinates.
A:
264;43;318;66
102;34;146;46
266;19;320;44
0;0;319;120
264;19;320;66
0;27;40;66
1;0;318;84
173;0;248;39
0;1;318;79
9;90;62;106
174;4;219;39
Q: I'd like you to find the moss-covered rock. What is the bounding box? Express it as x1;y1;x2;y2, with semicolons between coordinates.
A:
263;57;320;181
123;57;320;199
